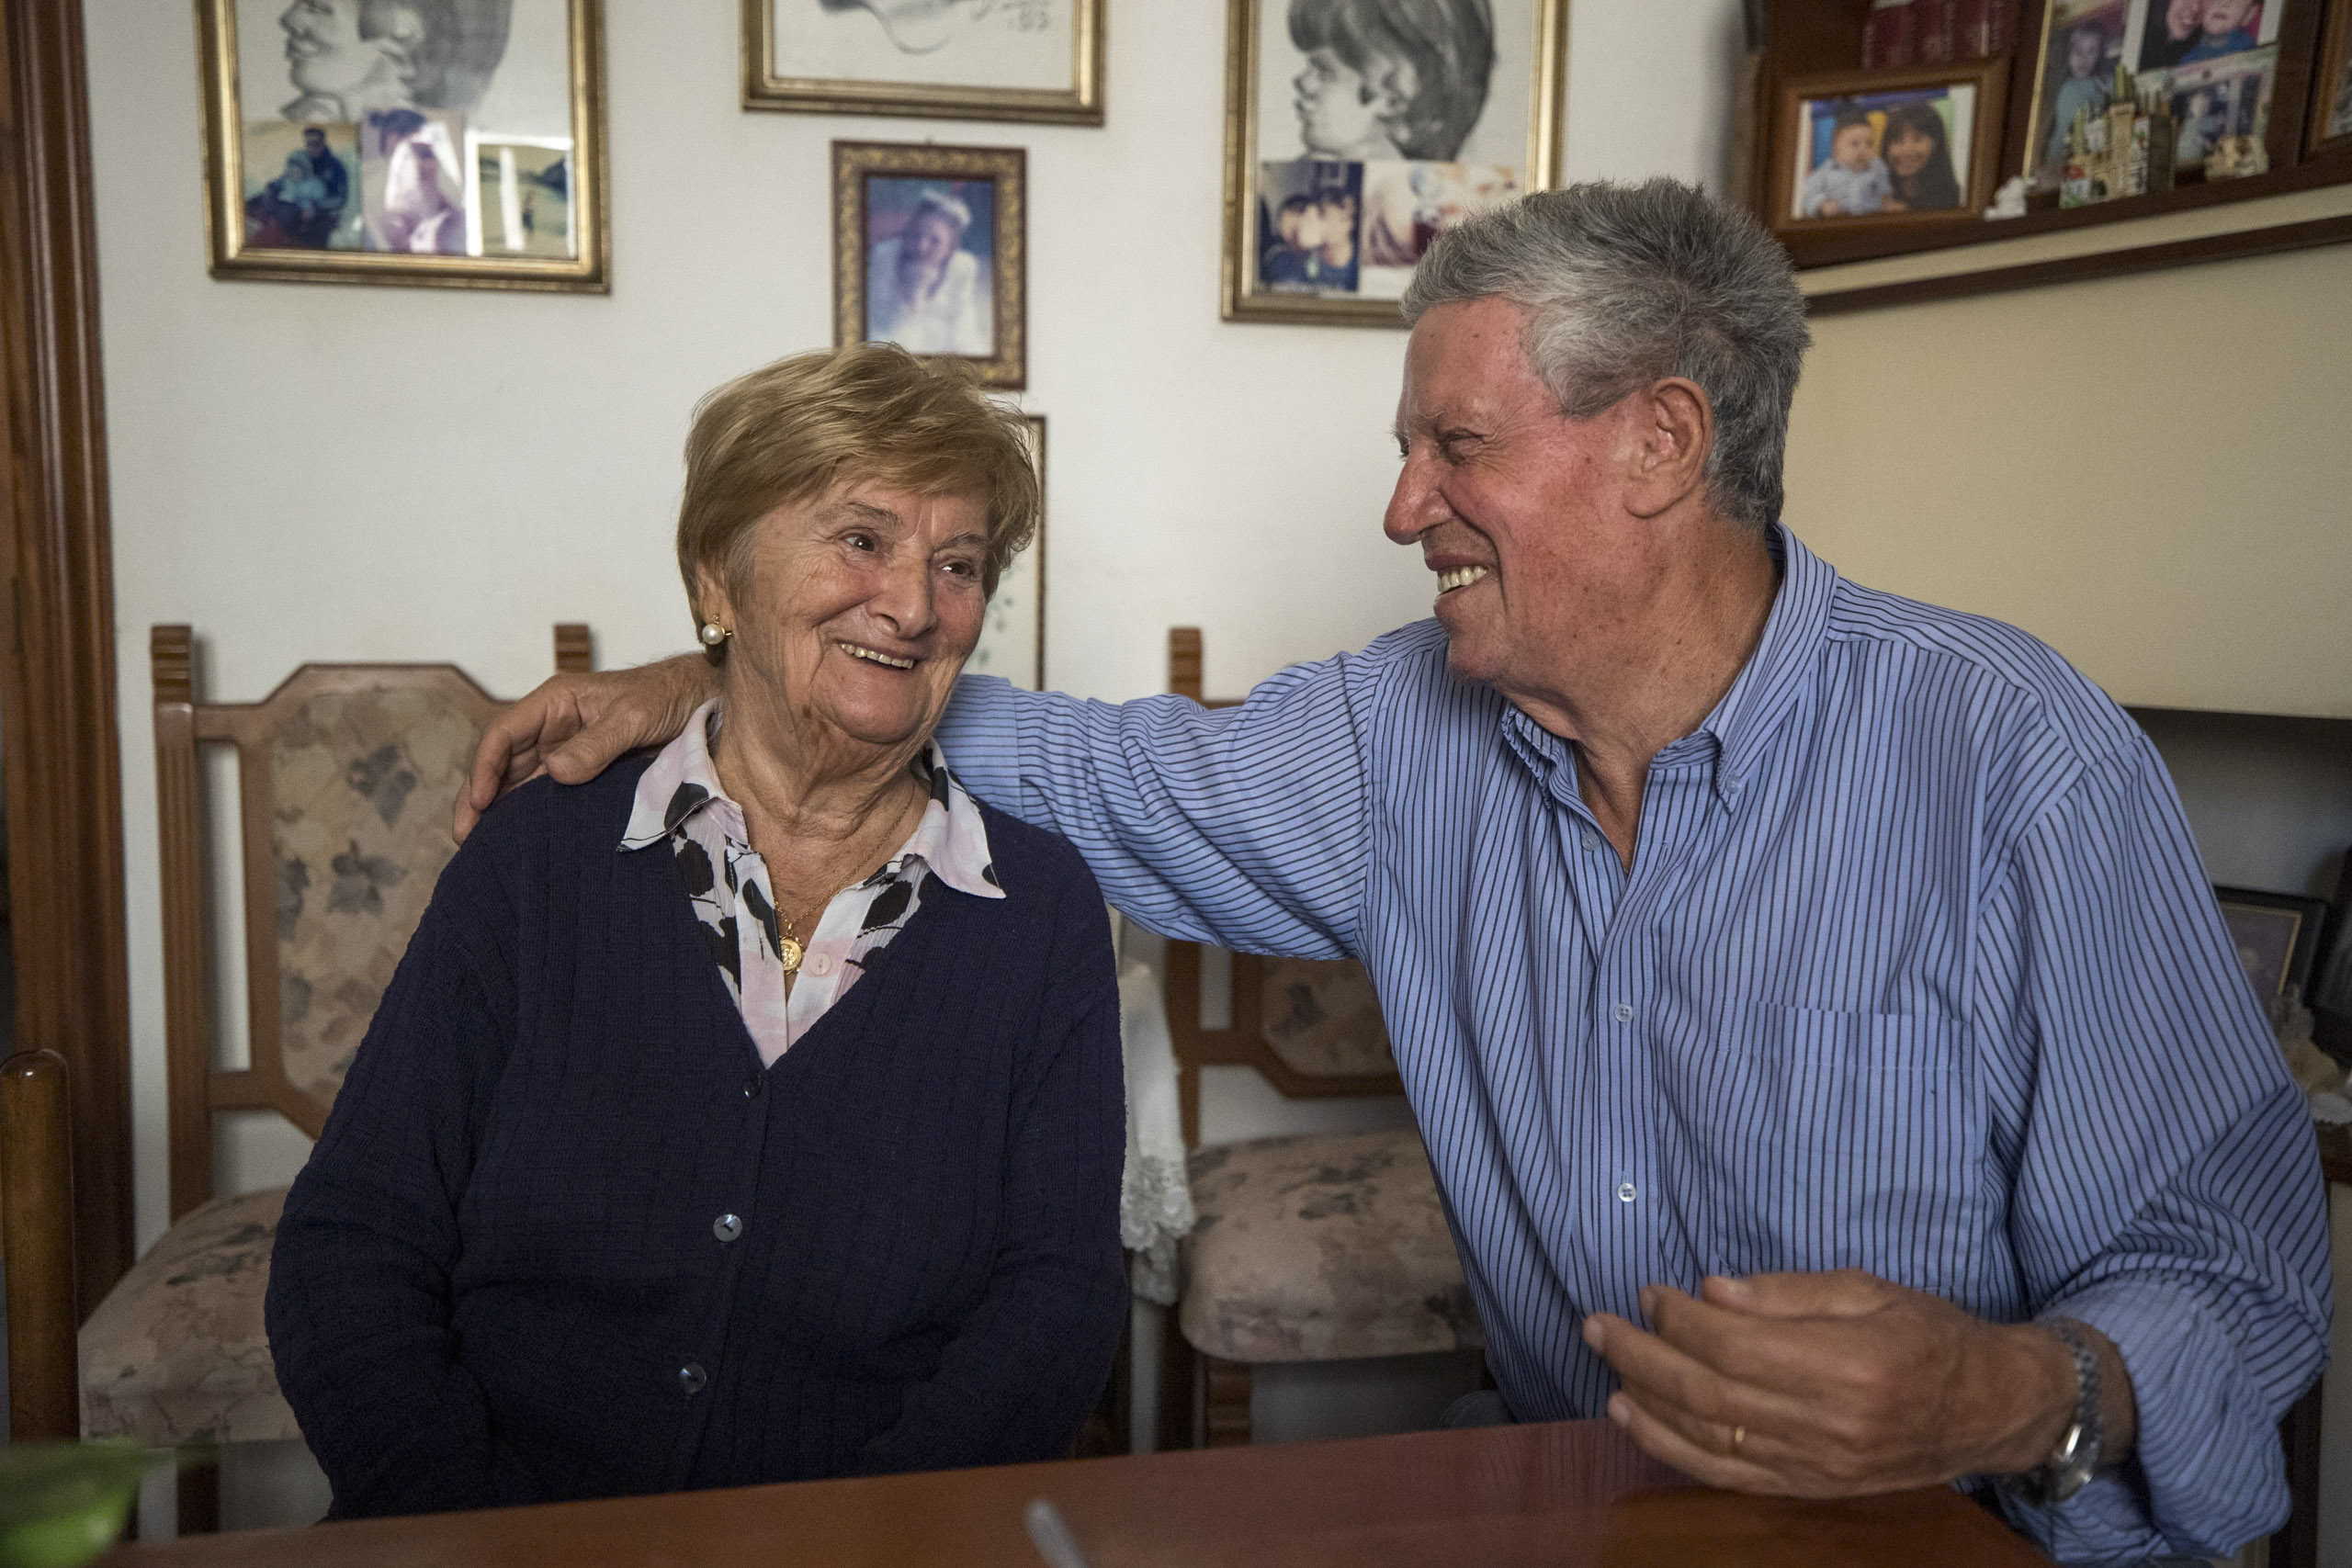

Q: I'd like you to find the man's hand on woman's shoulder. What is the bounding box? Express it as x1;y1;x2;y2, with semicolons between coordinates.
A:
457;654;718;842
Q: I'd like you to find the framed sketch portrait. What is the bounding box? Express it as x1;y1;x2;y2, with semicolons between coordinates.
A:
1770;62;2007;238
746;0;1104;124
1222;0;1569;326
833;141;1027;388
965;414;1046;688
198;0;607;290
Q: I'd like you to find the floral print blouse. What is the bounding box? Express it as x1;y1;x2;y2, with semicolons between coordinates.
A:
620;700;1001;1066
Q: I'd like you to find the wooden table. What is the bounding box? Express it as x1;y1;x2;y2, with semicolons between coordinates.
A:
107;1419;2046;1567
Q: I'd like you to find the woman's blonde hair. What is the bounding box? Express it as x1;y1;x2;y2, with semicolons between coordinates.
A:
675;344;1039;628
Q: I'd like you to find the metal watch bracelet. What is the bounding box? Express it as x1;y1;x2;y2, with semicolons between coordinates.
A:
2017;1318;2102;1506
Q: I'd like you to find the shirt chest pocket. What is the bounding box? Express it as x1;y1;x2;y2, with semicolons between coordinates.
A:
1666;1004;1984;1295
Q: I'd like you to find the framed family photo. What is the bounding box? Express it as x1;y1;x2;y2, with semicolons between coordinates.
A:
198;0;607;290
1770;62;2008;238
746;0;1104;124
964;414;1046;688
1221;0;1569;326
2023;0;2289;186
832;141;1027;388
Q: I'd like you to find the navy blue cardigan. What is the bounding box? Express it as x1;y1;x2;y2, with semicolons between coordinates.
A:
266;759;1125;1518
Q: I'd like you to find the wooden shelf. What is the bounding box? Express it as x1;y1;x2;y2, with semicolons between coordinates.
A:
1755;0;2352;305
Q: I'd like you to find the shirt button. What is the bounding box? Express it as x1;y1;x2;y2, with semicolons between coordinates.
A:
808;953;833;976
1611;1002;1634;1023
678;1363;707;1396
1617;1182;1638;1203
713;1213;742;1243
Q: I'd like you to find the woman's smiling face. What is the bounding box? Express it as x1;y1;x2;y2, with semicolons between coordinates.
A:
699;479;989;758
1885;122;1936;178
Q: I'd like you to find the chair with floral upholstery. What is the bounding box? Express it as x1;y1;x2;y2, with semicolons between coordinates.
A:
1159;628;1482;1450
70;624;592;1529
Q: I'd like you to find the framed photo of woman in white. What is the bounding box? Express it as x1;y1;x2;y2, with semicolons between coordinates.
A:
833;141;1027;388
747;0;1105;125
1222;0;1568;325
199;0;607;290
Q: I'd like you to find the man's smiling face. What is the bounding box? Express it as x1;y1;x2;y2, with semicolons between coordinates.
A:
1383;297;1650;709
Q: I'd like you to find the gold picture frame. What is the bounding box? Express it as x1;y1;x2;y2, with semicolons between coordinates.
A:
1221;0;1569;327
744;0;1105;125
833;141;1028;389
2312;0;2352;155
967;415;1048;689
198;0;608;292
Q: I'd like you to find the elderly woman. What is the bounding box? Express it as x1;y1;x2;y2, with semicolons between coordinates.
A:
265;344;1125;1519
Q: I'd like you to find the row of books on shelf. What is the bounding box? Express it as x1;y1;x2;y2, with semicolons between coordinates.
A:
1860;0;2021;67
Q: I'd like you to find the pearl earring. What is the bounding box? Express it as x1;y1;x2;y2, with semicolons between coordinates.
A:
699;622;730;647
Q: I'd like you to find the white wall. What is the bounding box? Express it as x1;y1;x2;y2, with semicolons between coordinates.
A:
87;0;1743;1253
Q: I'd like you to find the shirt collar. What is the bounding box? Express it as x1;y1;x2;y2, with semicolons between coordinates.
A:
1497;525;1837;805
620;700;1002;901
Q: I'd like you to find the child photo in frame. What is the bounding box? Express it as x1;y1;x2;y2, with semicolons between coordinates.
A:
1770;62;2005;235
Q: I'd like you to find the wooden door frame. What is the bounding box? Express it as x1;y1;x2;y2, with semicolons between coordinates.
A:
0;0;133;1314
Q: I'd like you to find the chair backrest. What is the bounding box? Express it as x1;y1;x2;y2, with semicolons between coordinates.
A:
151;625;593;1221
1162;628;1401;1145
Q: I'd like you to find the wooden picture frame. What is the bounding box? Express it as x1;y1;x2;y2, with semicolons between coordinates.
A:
1220;0;1570;327
966;415;1047;689
1770;61;2010;240
831;141;1027;389
2215;885;2331;1002
743;0;1104;125
198;0;608;292
2311;0;2352;153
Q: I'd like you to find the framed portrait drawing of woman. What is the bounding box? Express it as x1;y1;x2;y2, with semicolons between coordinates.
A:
198;0;608;290
1221;0;1569;326
746;0;1105;125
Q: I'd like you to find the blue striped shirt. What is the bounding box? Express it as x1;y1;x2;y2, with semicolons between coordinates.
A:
936;527;2331;1563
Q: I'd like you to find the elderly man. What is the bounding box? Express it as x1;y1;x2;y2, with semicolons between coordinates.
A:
459;180;2328;1563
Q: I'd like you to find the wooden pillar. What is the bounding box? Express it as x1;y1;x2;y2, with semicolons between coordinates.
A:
0;0;132;1312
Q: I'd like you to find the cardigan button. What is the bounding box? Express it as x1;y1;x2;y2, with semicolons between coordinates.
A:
713;1213;743;1243
678;1363;707;1396
742;1074;763;1099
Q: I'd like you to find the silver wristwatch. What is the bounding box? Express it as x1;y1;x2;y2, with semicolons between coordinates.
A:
2017;1318;2102;1506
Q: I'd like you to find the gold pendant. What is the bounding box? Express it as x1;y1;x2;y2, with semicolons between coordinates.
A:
778;936;804;973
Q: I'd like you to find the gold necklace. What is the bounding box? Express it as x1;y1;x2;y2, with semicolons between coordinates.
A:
775;785;924;974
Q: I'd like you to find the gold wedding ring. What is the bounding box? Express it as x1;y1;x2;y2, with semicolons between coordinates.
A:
1728;1424;1747;1458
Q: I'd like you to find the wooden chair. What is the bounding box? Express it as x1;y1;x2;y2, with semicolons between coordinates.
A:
52;625;590;1528
1158;629;1481;1450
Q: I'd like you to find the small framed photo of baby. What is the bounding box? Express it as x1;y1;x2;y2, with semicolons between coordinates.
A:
831;141;1027;389
198;0;608;291
747;0;1104;126
1221;0;1569;327
1769;62;2009;237
2309;0;2352;154
964;415;1047;689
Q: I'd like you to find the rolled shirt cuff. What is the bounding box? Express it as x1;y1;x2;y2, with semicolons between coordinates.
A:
1991;1277;2289;1564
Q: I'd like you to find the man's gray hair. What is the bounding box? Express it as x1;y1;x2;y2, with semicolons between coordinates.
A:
1400;178;1811;530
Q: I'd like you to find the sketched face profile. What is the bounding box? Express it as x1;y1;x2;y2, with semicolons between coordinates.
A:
818;0;1001;56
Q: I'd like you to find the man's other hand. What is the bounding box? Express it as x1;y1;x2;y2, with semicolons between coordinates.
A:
1581;1269;2126;1497
455;654;718;841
